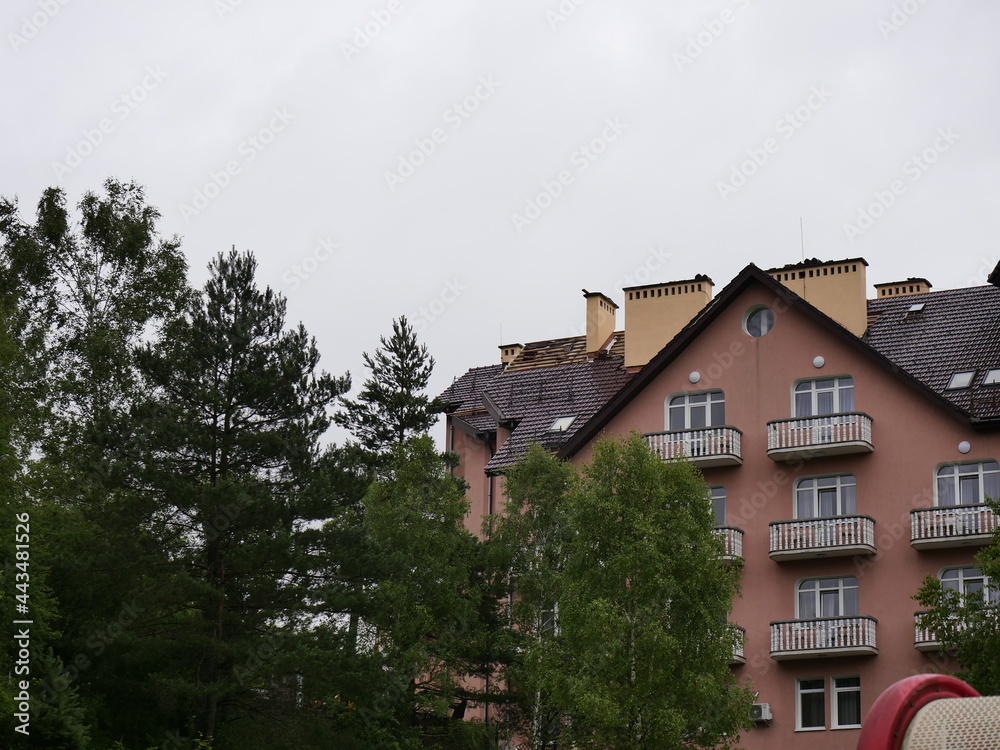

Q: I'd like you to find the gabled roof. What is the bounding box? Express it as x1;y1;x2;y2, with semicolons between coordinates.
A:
442;261;1000;477
866;285;1000;420
558;264;994;461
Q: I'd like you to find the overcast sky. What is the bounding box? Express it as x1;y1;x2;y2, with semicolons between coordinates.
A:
6;0;1000;441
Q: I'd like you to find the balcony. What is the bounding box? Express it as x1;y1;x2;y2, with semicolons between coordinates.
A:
731;625;746;665
644;426;743;467
913;611;944;652
770;616;878;660
716;526;744;562
910;504;998;550
769;515;876;562
766;412;873;462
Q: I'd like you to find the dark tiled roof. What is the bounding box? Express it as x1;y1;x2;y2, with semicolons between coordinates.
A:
439;364;504;413
865;285;1000;420
483;357;631;472
453;411;497;435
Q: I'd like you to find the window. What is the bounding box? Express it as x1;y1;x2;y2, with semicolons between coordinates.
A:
941;567;999;605
795;475;857;519
796;676;862;731
667;391;725;431
538;602;559;636
832;676;861;728
549;416;576;432
947;371;976;390
797;576;859;619
796;678;825;730
794;377;854;417
984;368;1000;386
745;306;775;337
710;486;726;527
936;461;1000;506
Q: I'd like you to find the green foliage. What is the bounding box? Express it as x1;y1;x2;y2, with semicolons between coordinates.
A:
344;436;487;746
915;502;1000;694
125;249;349;746
491;436;754;749
334;316;443;467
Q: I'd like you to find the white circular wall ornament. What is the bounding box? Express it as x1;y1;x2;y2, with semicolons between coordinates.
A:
689;371;701;384
813;356;826;368
959;441;972;454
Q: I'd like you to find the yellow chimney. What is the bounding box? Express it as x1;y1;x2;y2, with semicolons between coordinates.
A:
623;276;713;369
767;258;869;336
873;278;932;298
583;290;618;354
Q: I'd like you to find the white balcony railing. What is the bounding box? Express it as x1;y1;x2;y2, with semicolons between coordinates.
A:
731;625;746;664
769;515;875;560
910;505;998;550
770;616;878;659
914;611;942;651
644;426;742;467
716;526;744;561
766;412;873;460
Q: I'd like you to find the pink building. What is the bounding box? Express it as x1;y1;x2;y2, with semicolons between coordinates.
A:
440;257;1000;748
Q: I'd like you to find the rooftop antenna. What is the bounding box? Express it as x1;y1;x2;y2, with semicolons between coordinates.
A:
799;217;805;261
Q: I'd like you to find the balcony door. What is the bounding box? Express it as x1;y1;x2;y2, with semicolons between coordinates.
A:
797;576;859;619
667;391;725;431
794;377;854;417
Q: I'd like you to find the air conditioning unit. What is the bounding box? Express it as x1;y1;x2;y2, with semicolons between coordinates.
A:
750;702;772;722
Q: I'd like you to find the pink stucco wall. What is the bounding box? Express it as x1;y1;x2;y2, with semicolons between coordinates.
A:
573;282;993;749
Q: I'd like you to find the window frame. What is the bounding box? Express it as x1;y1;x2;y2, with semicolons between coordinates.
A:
946;371;976;390
792;376;855;418
831;675;861;729
744;305;775;337
796;678;826;731
710;486;726;527
665;389;726;431
796;576;860;619
940;566;998;605
935;460;1000;507
794;474;857;519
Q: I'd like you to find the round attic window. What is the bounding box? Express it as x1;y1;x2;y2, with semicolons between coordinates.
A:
744;306;775;337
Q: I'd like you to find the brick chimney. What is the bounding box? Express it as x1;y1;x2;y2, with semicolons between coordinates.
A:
623;276;713;369
873;278;933;298
767;258;869;336
583;290;618;354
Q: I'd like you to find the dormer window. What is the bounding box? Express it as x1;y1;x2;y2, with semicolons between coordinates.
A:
946;371;976;390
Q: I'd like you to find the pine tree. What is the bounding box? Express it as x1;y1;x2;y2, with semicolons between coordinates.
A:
128;249;348;746
334;316;443;465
